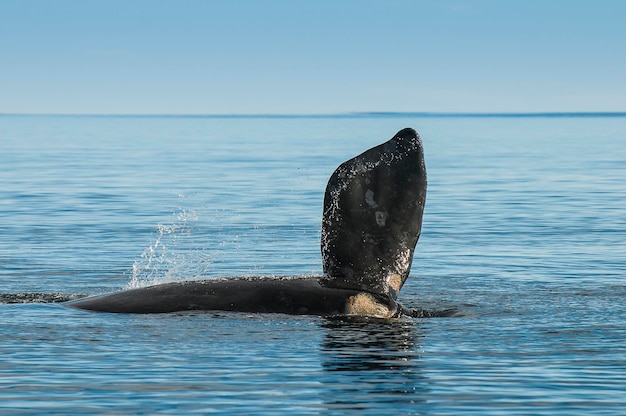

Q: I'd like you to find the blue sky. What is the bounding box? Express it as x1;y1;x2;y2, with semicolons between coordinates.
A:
1;0;625;114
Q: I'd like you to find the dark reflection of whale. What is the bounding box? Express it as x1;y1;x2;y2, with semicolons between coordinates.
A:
67;128;427;318
319;318;429;411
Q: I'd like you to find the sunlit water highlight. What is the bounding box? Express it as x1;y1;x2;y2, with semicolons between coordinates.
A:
1;114;625;414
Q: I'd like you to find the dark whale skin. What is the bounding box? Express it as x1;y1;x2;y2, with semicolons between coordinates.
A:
66;277;364;315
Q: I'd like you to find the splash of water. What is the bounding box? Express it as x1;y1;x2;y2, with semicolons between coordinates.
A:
127;202;214;289
0;292;88;304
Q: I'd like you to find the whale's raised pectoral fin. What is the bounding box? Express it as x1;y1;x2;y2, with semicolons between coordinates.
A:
320;128;427;299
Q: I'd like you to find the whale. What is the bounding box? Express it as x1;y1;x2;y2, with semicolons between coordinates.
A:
66;128;427;317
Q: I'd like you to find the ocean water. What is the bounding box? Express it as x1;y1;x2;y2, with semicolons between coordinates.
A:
1;114;625;414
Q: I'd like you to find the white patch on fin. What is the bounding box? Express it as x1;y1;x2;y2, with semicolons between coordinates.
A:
345;293;393;318
365;189;378;208
387;274;402;293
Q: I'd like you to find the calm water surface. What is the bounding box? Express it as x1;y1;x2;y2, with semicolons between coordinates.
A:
1;114;625;414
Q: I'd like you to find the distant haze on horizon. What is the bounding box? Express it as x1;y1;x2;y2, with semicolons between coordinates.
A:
1;0;625;115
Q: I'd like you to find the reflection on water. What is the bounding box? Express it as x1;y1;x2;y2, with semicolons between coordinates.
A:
319;317;428;412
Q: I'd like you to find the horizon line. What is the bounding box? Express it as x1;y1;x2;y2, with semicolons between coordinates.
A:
1;111;626;118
